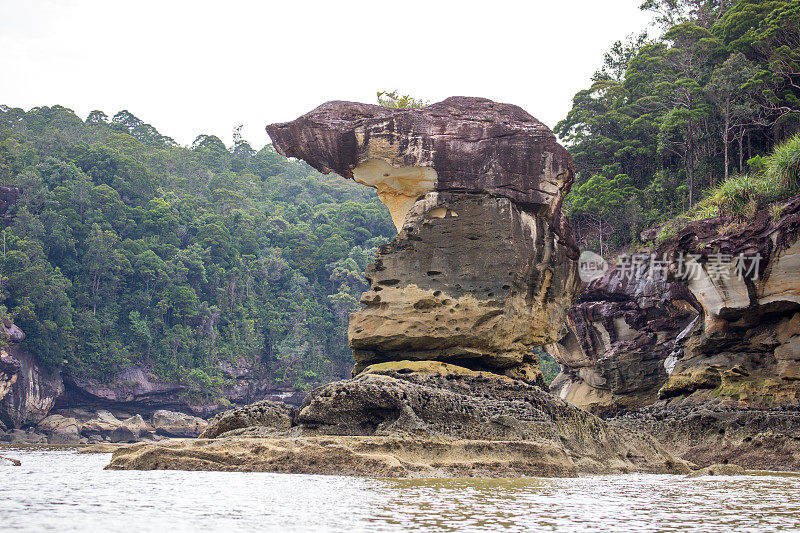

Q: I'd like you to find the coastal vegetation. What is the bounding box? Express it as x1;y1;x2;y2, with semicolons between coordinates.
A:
0;105;395;396
559;0;800;253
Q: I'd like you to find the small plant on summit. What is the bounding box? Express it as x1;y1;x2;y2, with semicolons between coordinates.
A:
377;90;429;109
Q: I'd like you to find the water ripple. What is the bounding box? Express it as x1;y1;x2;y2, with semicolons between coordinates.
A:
1;447;799;532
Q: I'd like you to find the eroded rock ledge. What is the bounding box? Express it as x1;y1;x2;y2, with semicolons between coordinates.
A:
107;364;688;476
549;194;800;470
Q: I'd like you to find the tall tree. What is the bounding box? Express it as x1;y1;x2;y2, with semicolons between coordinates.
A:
706;52;762;180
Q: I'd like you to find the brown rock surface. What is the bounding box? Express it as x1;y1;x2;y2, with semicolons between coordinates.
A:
268;98;580;381
266;97;575;231
106;436;582;477
610;404;800;472
0;345;63;428
552;194;800;411
549;195;800;470
200;401;294;439
108;364;689;476
548;263;700;412
0;350;21;404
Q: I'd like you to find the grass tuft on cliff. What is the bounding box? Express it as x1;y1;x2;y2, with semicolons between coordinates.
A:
663;134;800;235
654;135;800;244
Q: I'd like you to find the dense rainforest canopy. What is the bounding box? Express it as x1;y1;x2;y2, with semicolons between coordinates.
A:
0;105;396;397
559;0;800;254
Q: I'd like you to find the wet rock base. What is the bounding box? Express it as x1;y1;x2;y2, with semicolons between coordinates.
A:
608;403;800;472
106;363;689;477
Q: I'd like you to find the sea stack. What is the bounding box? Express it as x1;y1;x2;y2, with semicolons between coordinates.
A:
107;98;688;477
267;97;581;383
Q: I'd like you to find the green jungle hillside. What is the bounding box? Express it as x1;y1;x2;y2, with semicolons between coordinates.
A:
0;105;396;397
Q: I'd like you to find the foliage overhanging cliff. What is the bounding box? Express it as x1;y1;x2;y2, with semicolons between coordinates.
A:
559;0;800;254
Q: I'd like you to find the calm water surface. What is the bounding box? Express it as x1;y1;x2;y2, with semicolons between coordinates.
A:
2;446;799;532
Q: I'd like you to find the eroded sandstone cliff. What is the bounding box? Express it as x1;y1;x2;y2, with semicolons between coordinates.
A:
551;194;800;410
268;97;580;382
549;195;800;470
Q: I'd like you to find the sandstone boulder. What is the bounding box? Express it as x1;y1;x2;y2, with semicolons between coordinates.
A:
687;463;746;477
38;414;81;444
200;401;293;439
268;98;580;382
151;410;206;437
78;410;124;440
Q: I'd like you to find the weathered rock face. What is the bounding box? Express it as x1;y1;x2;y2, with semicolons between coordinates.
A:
551;195;800;411
0;320;27;416
108;363;689;476
0;320;65;429
266;97;575;231
548;265;701;412
610;404;800;472
199;401;295;439
655;195;800;405
58;367;188;412
0;351;21;409
548;195;800;470
57;362;301;416
268;97;580;381
0;345;63;428
351;192;578;380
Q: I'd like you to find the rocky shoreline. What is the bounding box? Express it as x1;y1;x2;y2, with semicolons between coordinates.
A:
0;408;206;445
105;362;690;476
608;403;800;472
7;97;800;477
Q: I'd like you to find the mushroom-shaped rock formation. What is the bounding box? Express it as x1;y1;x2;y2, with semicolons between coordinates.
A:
268;97;580;382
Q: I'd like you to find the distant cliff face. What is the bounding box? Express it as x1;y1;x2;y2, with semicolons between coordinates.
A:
268;97;581;383
656;194;800;406
550;194;800;412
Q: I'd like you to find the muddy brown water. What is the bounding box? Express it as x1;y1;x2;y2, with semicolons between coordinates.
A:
2;446;799;532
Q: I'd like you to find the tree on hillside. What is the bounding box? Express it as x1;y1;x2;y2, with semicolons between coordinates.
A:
706;52;762;181
641;0;736;30
568;174;638;256
717;0;800;131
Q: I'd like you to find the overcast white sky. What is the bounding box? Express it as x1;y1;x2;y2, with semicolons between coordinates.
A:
0;0;652;148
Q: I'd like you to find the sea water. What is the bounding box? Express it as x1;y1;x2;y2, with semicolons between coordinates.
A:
2;446;799;532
